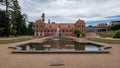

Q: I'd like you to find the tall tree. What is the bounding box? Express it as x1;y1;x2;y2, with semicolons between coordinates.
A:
27;22;34;35
20;13;27;35
41;13;45;22
0;10;6;36
10;0;25;35
48;19;50;24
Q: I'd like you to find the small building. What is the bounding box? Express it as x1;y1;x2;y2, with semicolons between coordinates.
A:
96;23;109;28
86;23;110;32
110;21;120;25
34;19;86;37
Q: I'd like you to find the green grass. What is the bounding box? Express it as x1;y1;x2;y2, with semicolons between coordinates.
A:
0;37;33;44
97;30;120;37
87;38;120;44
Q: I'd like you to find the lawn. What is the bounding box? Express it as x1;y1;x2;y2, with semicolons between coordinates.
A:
0;37;33;44
97;30;120;37
87;38;120;44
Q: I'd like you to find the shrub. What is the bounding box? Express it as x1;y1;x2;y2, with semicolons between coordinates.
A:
10;29;17;36
74;29;82;37
113;32;120;38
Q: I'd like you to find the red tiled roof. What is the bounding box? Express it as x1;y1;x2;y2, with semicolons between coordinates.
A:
35;19;44;24
75;19;85;24
45;23;75;28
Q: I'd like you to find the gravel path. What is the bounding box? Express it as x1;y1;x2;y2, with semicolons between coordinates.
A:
0;37;120;68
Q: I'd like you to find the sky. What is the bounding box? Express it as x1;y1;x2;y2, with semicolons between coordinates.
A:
1;0;120;26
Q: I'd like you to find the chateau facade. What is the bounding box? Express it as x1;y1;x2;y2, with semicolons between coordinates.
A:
34;19;86;37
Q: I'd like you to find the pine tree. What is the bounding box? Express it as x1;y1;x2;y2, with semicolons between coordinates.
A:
27;22;34;35
10;0;27;36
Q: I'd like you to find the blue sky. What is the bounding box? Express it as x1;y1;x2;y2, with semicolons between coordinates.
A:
1;0;120;26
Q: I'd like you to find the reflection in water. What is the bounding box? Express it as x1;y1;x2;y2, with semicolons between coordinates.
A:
18;38;101;51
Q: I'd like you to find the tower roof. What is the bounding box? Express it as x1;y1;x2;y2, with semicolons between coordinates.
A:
75;19;85;24
35;19;44;24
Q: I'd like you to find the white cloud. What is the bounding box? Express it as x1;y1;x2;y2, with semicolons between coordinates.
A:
17;0;120;23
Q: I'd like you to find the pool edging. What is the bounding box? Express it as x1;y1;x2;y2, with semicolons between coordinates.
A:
12;50;110;54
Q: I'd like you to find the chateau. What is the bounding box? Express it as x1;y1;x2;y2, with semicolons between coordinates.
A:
34;19;86;37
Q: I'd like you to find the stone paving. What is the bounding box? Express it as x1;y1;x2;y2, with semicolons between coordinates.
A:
0;37;120;68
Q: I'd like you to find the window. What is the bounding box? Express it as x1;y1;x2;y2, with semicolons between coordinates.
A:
48;30;49;32
63;30;64;32
68;25;70;28
66;30;68;32
77;24;80;27
52;30;53;32
82;25;84;27
39;24;43;27
40;30;42;32
36;25;38;28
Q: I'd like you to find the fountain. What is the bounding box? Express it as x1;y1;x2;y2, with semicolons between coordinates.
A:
52;27;61;50
11;26;108;53
53;27;61;40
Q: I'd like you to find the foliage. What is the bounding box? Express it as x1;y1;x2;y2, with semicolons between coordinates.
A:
51;22;55;24
0;0;28;37
0;10;8;37
113;32;120;38
10;29;17;36
97;30;120;37
74;29;82;37
111;24;120;30
0;28;5;36
48;19;50;24
27;22;34;35
88;25;94;27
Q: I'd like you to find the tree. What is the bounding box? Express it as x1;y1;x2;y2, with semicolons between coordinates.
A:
27;22;34;35
111;24;120;30
74;29;82;37
0;10;6;37
51;22;55;24
0;0;3;2
0;28;5;36
10;0;27;36
48;19;50;24
41;13;45;22
1;0;28;37
113;32;120;38
88;25;94;27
